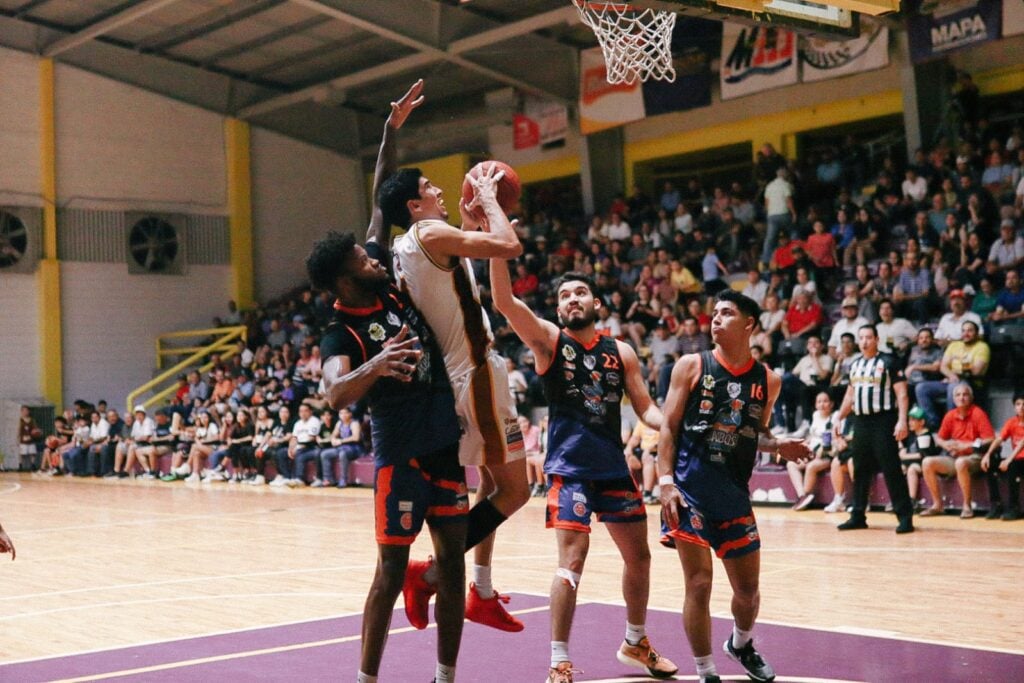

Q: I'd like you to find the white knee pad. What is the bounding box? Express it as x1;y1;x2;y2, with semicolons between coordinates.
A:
555;568;582;589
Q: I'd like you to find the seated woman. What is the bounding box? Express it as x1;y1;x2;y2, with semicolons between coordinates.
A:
318;407;365;488
183;410;220;483
788;392;836;511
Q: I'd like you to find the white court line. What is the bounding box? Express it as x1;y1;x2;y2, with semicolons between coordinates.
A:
0;482;21;496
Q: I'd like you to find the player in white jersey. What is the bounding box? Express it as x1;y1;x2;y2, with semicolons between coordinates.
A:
378;83;530;632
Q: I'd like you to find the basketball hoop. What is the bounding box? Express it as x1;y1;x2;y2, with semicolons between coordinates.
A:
573;1;677;85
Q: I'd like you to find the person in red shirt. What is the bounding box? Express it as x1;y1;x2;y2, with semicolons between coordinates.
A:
781;290;823;339
920;383;995;518
510;263;539;299
770;233;806;276
981;394;1024;520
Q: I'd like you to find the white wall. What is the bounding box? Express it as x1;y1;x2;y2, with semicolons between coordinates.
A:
0;274;41;401
251;126;365;301
54;64;227;214
0;47;41;206
60;263;232;408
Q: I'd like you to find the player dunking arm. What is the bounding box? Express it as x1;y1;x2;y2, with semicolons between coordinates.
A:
658;290;810;683
377;84;530;632
312;81;466;683
491;260;677;683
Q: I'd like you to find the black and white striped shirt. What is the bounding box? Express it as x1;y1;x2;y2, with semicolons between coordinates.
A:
848;352;904;415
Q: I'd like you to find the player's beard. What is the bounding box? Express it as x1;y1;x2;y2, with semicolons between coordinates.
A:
563;307;597;330
354;271;390;294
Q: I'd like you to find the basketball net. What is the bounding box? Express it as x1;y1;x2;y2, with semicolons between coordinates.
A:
573;1;677;85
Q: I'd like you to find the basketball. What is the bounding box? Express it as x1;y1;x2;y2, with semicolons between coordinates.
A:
45;435;60;450
461;160;521;221
30;428;43;440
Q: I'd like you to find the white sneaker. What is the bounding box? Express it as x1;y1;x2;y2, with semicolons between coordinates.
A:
824;495;846;513
268;476;287;487
286;478;303;488
173;464;191;477
141;472;156;480
184;473;200;483
310;478;325;488
247;474;266;486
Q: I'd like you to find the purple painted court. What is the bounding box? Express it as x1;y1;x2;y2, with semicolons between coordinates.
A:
2;593;1020;682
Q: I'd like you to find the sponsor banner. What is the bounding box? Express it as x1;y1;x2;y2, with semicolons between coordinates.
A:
907;0;1002;63
1005;0;1024;37
514;96;569;150
800;17;889;83
579;46;645;135
579;18;715;135
720;23;798;101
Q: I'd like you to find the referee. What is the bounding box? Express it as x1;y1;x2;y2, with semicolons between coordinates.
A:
832;324;915;534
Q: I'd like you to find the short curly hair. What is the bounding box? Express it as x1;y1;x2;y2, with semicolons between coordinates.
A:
305;230;357;293
378;168;421;229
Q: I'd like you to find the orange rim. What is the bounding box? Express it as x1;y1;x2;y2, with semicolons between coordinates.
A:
576;1;635;11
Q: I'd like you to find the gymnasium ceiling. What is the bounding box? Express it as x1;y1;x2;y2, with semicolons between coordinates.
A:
0;0;603;163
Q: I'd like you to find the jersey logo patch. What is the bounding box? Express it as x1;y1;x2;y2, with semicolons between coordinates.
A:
369;323;386;342
727;382;742;399
398;500;414;512
562;345;577;361
386;312;400;327
583;355;596;370
572;492;587;503
699;399;714;414
702;374;715;391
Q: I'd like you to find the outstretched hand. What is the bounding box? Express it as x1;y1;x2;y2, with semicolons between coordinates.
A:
387;79;425;130
465;162;506;213
775;437;813;464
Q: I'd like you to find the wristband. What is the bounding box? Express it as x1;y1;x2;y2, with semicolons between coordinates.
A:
658;474;674;487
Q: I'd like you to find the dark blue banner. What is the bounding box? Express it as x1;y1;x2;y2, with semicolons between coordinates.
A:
642;17;718;116
906;0;1002;63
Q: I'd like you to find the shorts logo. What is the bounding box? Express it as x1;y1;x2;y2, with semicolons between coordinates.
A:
456;498;469;510
702;374;715;391
369;323;386;342
562;345;577;361
572;502;587;517
572;492;587;503
400;512;413;530
506;420;524;452
690;513;703;530
398;500;414;512
583;355;596;370
747;531;759;542
386;312;400;328
727;382;742;399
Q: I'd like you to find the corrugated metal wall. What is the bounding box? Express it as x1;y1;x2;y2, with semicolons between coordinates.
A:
56;209;229;264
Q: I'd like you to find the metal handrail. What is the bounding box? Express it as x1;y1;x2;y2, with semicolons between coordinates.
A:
156;325;246;369
127;326;247;415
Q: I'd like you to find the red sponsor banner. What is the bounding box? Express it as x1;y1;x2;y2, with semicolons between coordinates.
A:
513;114;540;150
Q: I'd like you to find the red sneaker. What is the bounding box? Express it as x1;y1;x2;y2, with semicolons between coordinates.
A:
402;557;436;630
465;582;524;632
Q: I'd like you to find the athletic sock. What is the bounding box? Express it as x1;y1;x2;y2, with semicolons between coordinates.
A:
472;564;494;598
694;655;717;676
625;622;646;645
732;625;753;649
434;662;455;683
464;498;508;550
356;672;376;683
551;641;571;668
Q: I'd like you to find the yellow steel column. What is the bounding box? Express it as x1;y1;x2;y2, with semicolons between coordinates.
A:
38;58;63;408
225;118;255;310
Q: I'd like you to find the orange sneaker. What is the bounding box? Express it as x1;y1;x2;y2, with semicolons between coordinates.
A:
402;557;435;630
546;661;578;683
616;636;678;679
464;582;524;632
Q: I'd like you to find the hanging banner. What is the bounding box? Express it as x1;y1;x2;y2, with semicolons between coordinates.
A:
1005;0;1024;37
579;46;645;135
514;96;568;150
907;0;1002;63
720;23;798;100
800;17;889;83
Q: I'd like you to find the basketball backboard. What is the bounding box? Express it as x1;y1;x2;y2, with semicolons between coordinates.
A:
637;1;890;38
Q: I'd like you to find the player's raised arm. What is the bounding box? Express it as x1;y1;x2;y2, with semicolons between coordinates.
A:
657;354;699;526
617;340;662;430
490;254;558;373
367;80;424;247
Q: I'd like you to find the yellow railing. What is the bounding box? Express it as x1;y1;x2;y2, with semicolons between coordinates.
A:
126;326;247;416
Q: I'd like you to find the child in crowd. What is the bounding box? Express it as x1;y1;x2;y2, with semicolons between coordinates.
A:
899;406;939;507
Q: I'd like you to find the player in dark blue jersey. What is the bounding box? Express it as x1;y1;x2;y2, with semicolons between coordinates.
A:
309;81;466;683
491;257;677;683
658;290;810;683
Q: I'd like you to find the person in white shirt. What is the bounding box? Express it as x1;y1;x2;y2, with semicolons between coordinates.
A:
280;403;322;487
788;392;837;511
741;269;768;308
827;297;869;357
902;168;928;204
184;410;219;482
85;410;110;477
116;406;156;476
934;290;983;346
987;220;1024;275
603;213;632;242
761;167;795;265
595;306;623;338
875;299;919;355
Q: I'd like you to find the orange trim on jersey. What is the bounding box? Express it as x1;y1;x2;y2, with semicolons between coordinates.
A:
666;529;710;548
716;534;758;558
378;535;417;546
430;477;467;494
344;325;368;364
563;328;602;351
717;514;756;529
713;348;755;377
602;489;641;499
427;504;469;518
549;519;592;533
470;363;506;466
334;298;383;316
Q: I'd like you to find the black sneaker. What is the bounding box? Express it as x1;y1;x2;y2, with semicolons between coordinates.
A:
985;506;1004;520
723;637;775;681
1002;509;1022;521
837;517;868;531
700;676;722;683
895;520;914;534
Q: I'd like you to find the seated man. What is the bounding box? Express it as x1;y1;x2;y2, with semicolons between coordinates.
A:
981;393;1024;520
934;290;983;346
282;403;321;487
920;383;994;518
318;407;365;488
624;418;661;505
914;321;990;428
